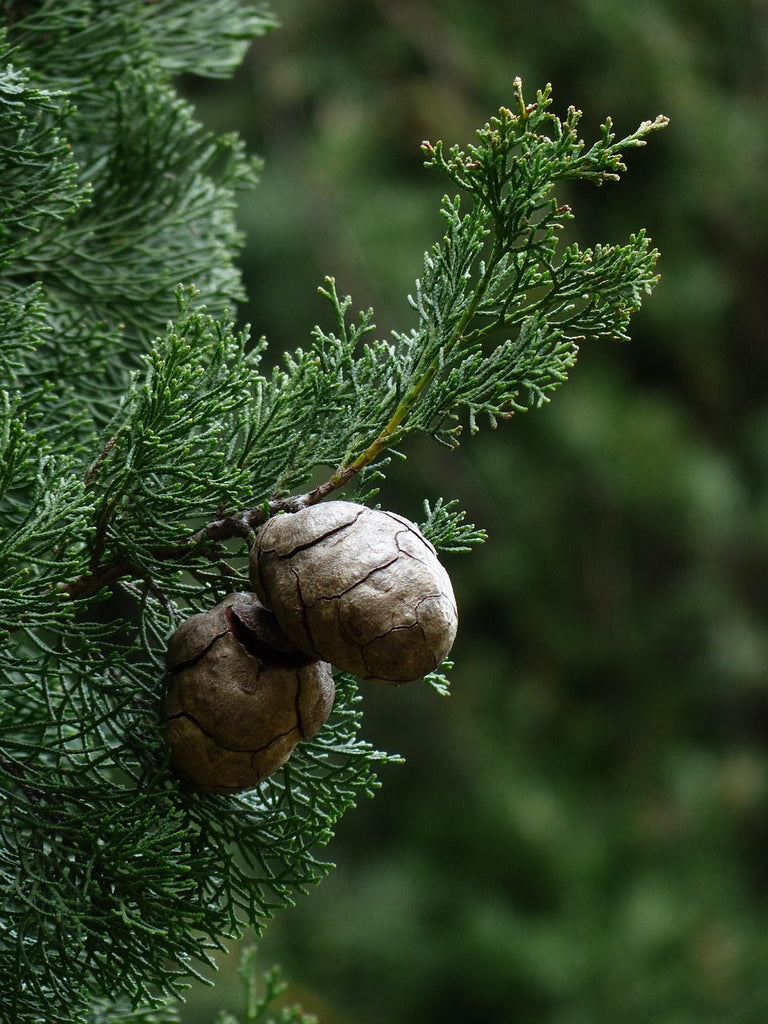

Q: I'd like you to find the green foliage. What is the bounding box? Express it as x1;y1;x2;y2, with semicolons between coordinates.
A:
0;57;82;268
408;90;666;443
85;293;259;572
3;0;262;448
87;999;180;1024
215;949;316;1024
419;497;487;554
0;2;665;1023
253;84;663;503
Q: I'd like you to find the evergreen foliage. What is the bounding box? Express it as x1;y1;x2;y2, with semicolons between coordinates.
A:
0;3;665;1021
214;948;316;1024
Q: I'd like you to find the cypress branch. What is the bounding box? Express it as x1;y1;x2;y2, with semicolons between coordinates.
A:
0;5;666;1022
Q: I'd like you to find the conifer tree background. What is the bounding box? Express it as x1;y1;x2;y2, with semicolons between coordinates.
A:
4;1;766;1024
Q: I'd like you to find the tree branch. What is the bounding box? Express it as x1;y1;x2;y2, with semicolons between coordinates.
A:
57;483;348;603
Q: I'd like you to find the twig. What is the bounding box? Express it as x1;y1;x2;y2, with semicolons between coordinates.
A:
57;478;349;604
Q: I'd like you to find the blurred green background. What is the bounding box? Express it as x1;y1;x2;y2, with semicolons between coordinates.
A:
179;1;768;1021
